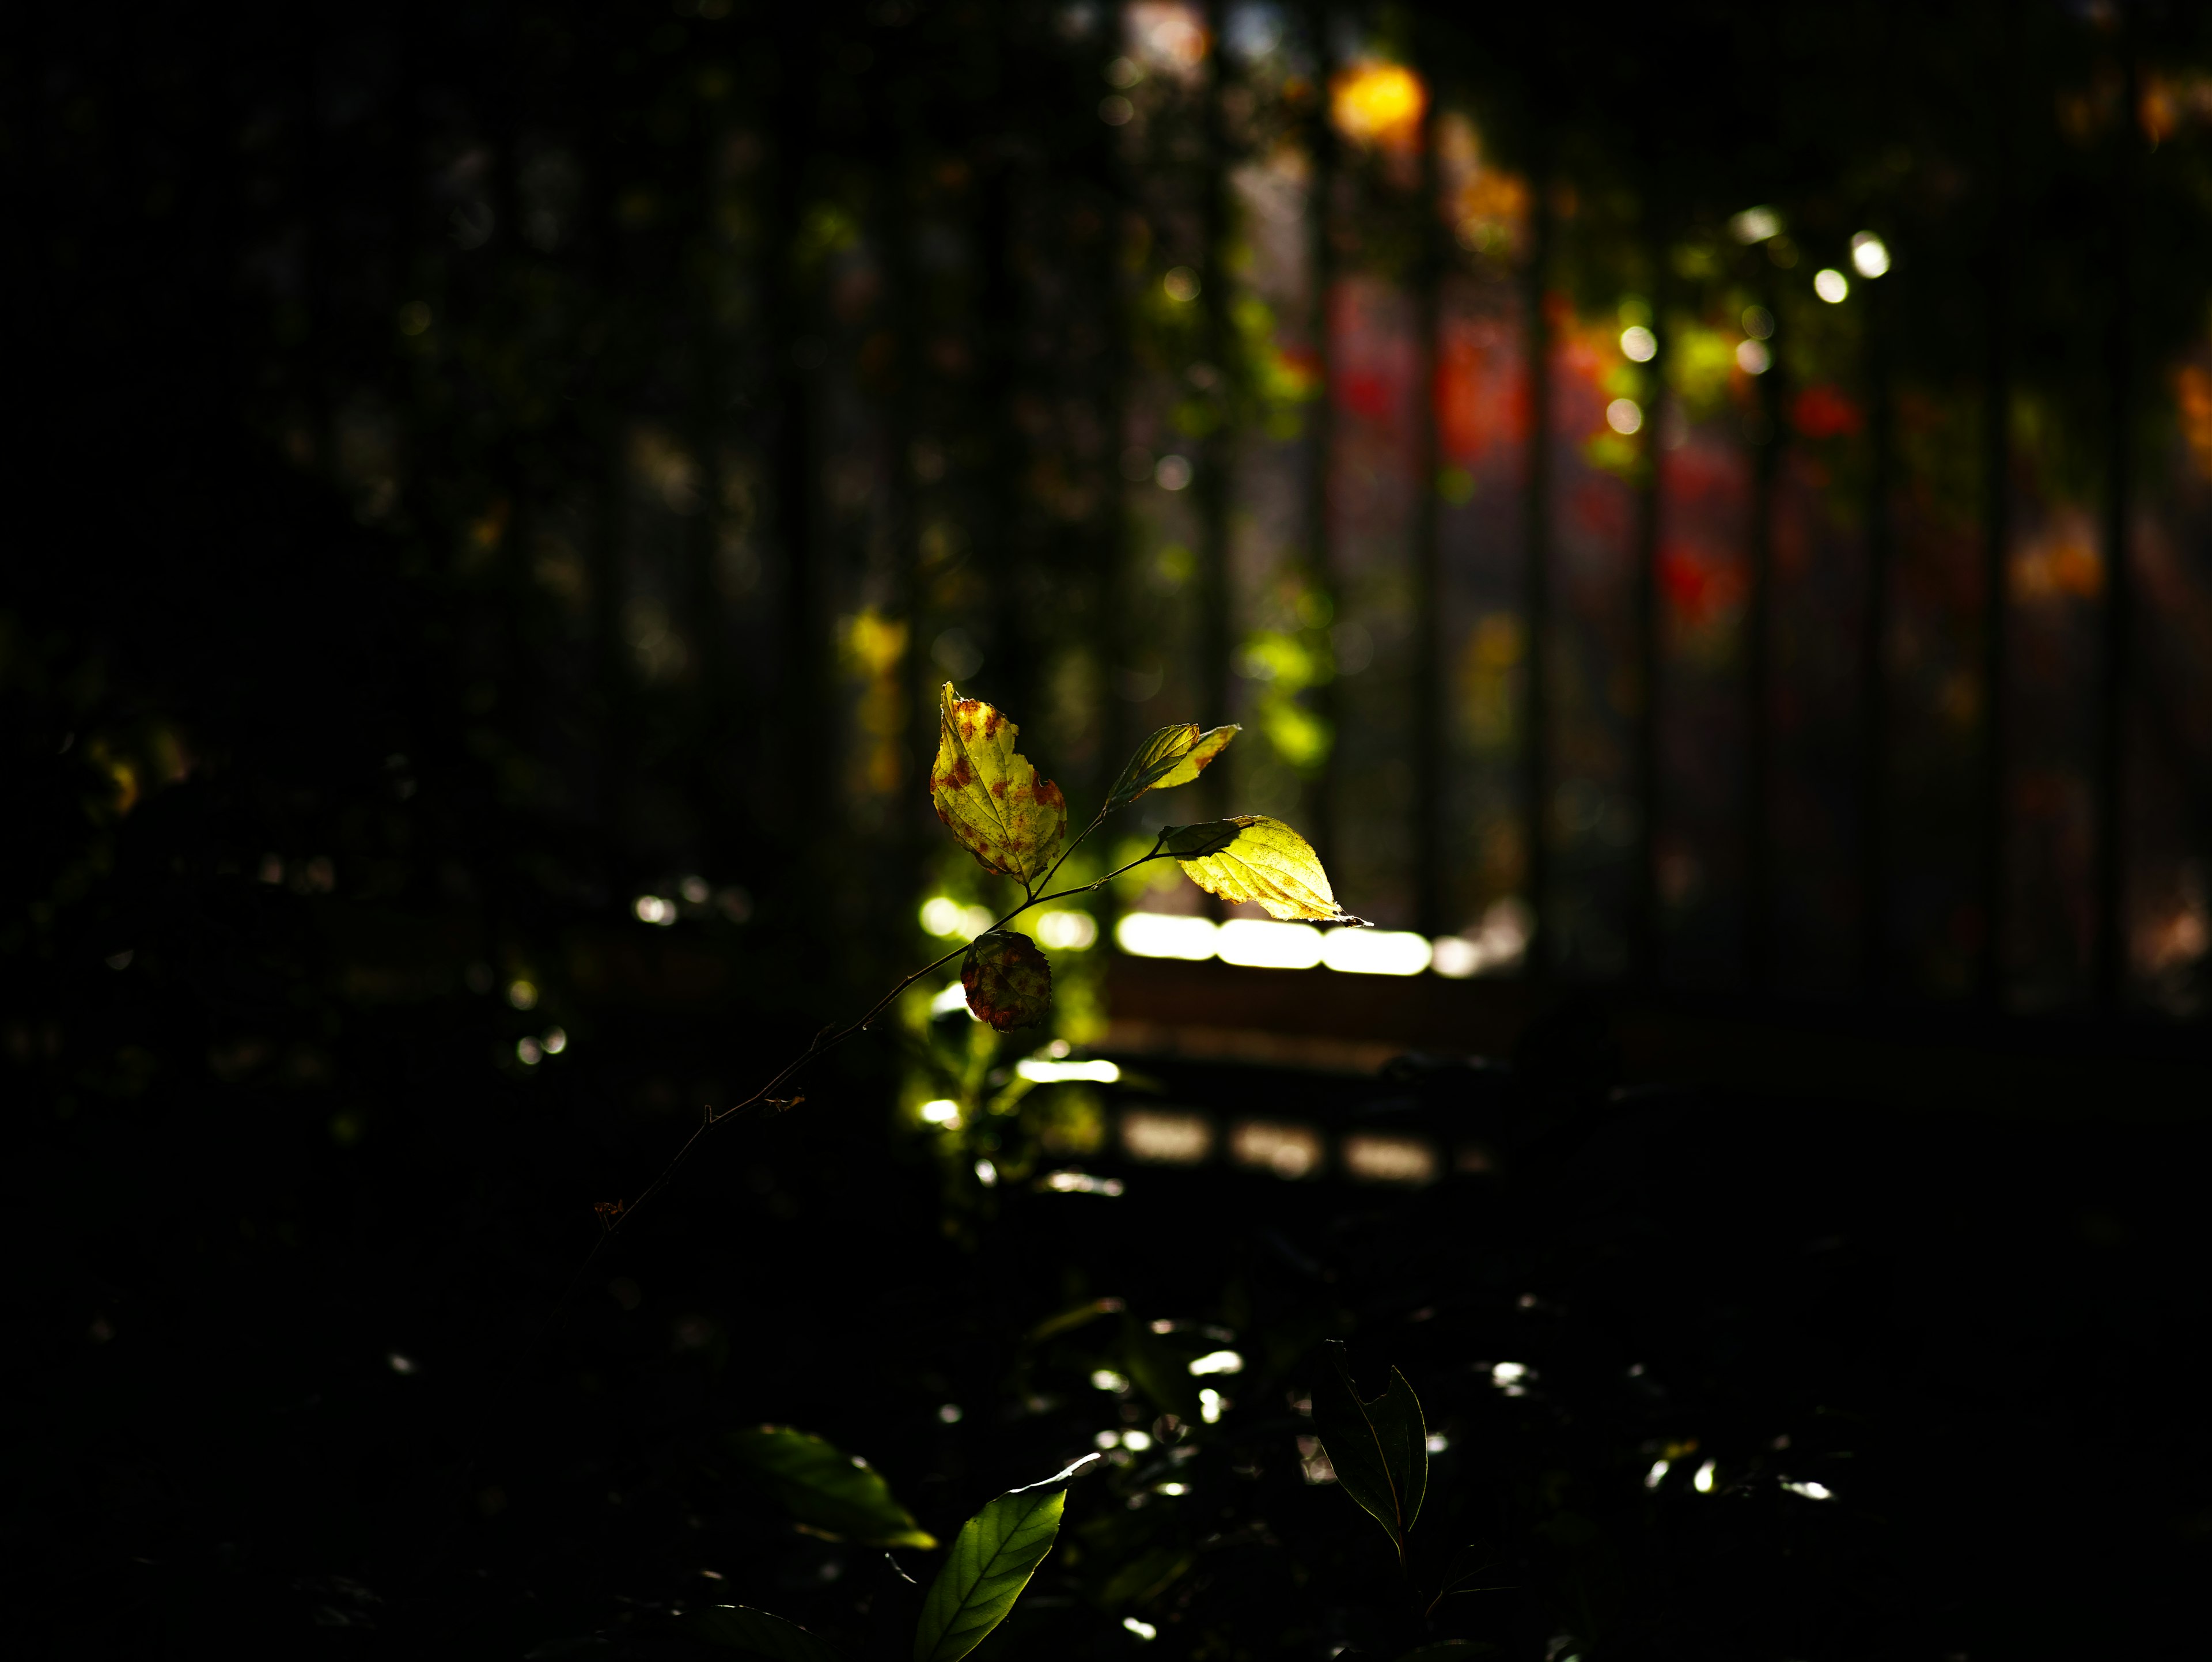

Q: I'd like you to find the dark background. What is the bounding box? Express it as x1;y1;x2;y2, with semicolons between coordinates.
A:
6;2;2210;1656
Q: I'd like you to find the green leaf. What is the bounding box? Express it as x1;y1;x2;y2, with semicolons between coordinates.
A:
1097;1544;1194;1607
1310;1340;1427;1562
726;1426;938;1549
1106;724;1239;812
1426;1543;1512;1615
1120;1315;1202;1423
1160;816;1366;923
691;1606;849;1662
1395;1644;1498;1662
1026;1296;1124;1345
930;684;1067;887
961;930;1052;1031
912;1458;1093;1662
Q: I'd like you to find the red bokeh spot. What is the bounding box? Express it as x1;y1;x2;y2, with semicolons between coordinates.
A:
1435;326;1527;463
1658;545;1743;626
1338;369;1394;423
1791;384;1862;440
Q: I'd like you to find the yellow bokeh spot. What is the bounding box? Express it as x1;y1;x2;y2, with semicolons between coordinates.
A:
1332;62;1426;150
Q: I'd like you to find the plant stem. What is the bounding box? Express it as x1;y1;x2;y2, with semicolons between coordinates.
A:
593;834;1172;1248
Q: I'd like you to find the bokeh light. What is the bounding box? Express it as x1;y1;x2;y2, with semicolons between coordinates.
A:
1331;61;1426;150
1850;231;1890;277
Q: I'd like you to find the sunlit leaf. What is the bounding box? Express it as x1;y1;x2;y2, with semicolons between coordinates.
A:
913;1460;1093;1662
1160;816;1365;923
727;1426;938;1549
1105;724;1239;812
929;684;1067;887
1310;1340;1427;1562
692;1606;849;1662
962;930;1052;1031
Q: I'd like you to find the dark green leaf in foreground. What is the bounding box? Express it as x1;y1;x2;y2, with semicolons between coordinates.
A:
1426;1543;1513;1615
691;1606;849;1662
1160;816;1365;923
961;930;1052;1031
726;1426;938;1549
1310;1340;1428;1562
1395;1644;1498;1662
1121;1314;1202;1424
912;1457;1094;1662
1105;723;1238;812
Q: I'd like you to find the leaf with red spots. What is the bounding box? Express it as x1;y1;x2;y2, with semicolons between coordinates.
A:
1160;816;1365;923
1105;723;1240;812
961;930;1052;1031
929;684;1067;887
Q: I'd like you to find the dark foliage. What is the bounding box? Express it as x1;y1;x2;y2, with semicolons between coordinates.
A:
5;2;2209;1657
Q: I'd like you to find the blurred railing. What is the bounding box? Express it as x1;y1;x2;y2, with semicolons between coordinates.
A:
41;0;2212;1024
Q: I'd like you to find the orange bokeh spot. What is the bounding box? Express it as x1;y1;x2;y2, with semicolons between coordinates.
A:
1332;62;1426;151
2176;362;2212;478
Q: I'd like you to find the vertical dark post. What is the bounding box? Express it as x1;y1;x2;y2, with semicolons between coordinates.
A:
1410;32;1446;937
1099;93;1135;837
1196;1;1234;786
870;60;929;887
1976;47;2014;1009
978;165;1025;711
1630;254;1666;989
2092;40;2139;1009
767;20;825;854
1305;1;1342;867
688;78;732;808
1520;151;1554;980
1742;272;1782;994
1857;279;1895;1000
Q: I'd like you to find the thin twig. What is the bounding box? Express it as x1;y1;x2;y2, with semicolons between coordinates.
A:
593;832;1171;1249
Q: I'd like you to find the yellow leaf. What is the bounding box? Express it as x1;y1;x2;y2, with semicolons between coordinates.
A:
1160;816;1365;923
1106;724;1240;811
930;684;1067;887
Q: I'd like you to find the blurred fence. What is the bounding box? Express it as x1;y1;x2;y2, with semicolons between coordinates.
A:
26;0;2212;1020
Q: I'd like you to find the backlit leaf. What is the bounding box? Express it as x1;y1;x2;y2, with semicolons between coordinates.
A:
1160;816;1365;923
692;1606;849;1662
727;1426;938;1549
913;1459;1093;1662
1310;1340;1427;1562
962;930;1052;1031
1106;724;1239;811
929;684;1067;887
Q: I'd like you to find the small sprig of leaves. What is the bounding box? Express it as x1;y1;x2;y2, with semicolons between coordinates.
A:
926;682;1362;1030
591;685;1360;1245
698;1432;1098;1662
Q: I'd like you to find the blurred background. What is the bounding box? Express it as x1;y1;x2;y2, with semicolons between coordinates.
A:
6;1;2210;1656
